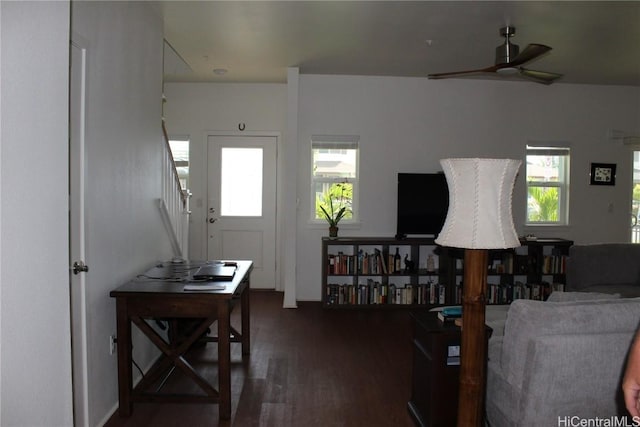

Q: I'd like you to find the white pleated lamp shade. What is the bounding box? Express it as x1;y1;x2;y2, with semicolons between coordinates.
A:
435;158;521;250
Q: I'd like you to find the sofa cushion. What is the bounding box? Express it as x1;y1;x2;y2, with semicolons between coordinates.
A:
566;243;640;291
577;284;640;298
501;298;640;388
546;290;621;302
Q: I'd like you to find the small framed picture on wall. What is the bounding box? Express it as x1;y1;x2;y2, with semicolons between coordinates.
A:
590;163;616;186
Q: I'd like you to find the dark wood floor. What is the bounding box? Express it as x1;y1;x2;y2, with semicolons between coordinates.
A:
105;290;416;427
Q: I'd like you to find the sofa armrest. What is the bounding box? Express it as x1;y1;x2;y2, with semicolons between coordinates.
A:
486;354;520;427
518;332;634;426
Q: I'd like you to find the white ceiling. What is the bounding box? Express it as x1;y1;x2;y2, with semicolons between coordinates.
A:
160;1;640;86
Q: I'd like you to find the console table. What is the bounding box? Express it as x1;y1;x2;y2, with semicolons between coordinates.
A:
110;260;253;420
408;311;491;427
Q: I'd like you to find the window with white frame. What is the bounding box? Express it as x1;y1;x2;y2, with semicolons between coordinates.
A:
311;135;359;222
525;145;570;225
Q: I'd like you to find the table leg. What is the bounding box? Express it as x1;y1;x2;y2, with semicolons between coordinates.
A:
115;298;133;416
218;300;231;420
241;280;250;355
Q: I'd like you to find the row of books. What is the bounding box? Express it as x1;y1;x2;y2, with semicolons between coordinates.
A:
327;250;381;275
450;283;565;305
325;280;447;306
328;251;568;277
327;249;411;275
325;280;566;306
541;255;568;274
488;253;568;275
486;281;565;304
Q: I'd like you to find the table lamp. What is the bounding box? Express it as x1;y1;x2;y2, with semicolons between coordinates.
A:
435;158;521;427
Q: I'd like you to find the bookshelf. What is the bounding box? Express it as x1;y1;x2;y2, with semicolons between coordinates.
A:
321;236;573;308
438;237;573;305
322;237;445;308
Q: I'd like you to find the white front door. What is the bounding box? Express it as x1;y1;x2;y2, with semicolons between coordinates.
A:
70;40;89;427
207;135;277;289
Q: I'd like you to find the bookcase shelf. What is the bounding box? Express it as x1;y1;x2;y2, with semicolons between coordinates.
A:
441;237;574;304
321;236;573;309
322;237;449;308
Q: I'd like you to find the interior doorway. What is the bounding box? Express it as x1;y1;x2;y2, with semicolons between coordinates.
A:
206;134;277;289
69;39;89;427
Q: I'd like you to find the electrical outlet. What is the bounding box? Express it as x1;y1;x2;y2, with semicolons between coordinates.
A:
109;335;117;355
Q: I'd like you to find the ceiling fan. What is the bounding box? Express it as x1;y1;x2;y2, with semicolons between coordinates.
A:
428;26;563;85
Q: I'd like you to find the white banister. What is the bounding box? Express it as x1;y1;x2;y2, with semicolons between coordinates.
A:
160;123;191;259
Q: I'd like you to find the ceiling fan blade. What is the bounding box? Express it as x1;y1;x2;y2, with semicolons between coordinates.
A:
505;44;552;67
428;65;497;80
519;68;563;85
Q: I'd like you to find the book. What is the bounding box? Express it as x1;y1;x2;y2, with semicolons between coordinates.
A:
442;306;462;316
437;311;461;323
375;248;388;274
437;305;463;323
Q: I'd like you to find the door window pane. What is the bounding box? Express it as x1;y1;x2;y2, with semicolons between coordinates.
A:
220;148;262;216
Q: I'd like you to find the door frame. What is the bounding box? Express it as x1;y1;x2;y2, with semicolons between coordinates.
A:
70;37;90;427
205;131;281;290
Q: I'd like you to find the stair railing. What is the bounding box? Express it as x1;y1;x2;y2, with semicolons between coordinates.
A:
159;122;191;259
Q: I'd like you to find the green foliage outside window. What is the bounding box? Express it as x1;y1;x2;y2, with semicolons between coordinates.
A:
527;187;559;222
316;182;353;224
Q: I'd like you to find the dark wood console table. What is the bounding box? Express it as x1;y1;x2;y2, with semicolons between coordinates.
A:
408;311;491;427
110;260;253;420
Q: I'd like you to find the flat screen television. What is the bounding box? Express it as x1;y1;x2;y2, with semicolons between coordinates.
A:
395;172;449;239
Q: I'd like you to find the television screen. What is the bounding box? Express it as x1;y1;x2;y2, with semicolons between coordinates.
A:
396;173;449;238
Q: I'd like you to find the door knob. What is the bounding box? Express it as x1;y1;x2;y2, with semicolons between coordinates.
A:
73;261;89;275
209;218;216;223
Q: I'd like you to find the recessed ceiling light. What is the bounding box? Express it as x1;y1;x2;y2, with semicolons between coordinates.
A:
213;68;228;75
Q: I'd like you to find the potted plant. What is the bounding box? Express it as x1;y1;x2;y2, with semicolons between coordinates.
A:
317;184;351;238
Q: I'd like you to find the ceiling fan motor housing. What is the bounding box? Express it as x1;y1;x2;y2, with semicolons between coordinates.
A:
495;26;519;65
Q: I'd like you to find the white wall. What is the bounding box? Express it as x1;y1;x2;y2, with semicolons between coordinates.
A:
165;82;302;301
295;75;640;300
166;75;640;303
162;83;288;258
71;2;172;425
1;2;73;425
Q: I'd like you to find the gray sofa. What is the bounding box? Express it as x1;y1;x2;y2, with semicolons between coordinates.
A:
566;243;640;297
486;295;640;427
485;243;640;426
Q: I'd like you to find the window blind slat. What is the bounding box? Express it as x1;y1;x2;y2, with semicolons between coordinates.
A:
526;145;570;156
312;135;359;150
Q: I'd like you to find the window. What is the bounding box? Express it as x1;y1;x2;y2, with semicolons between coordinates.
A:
168;136;190;190
631;151;640;243
311;135;359;222
220;147;263;217
525;145;570;225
